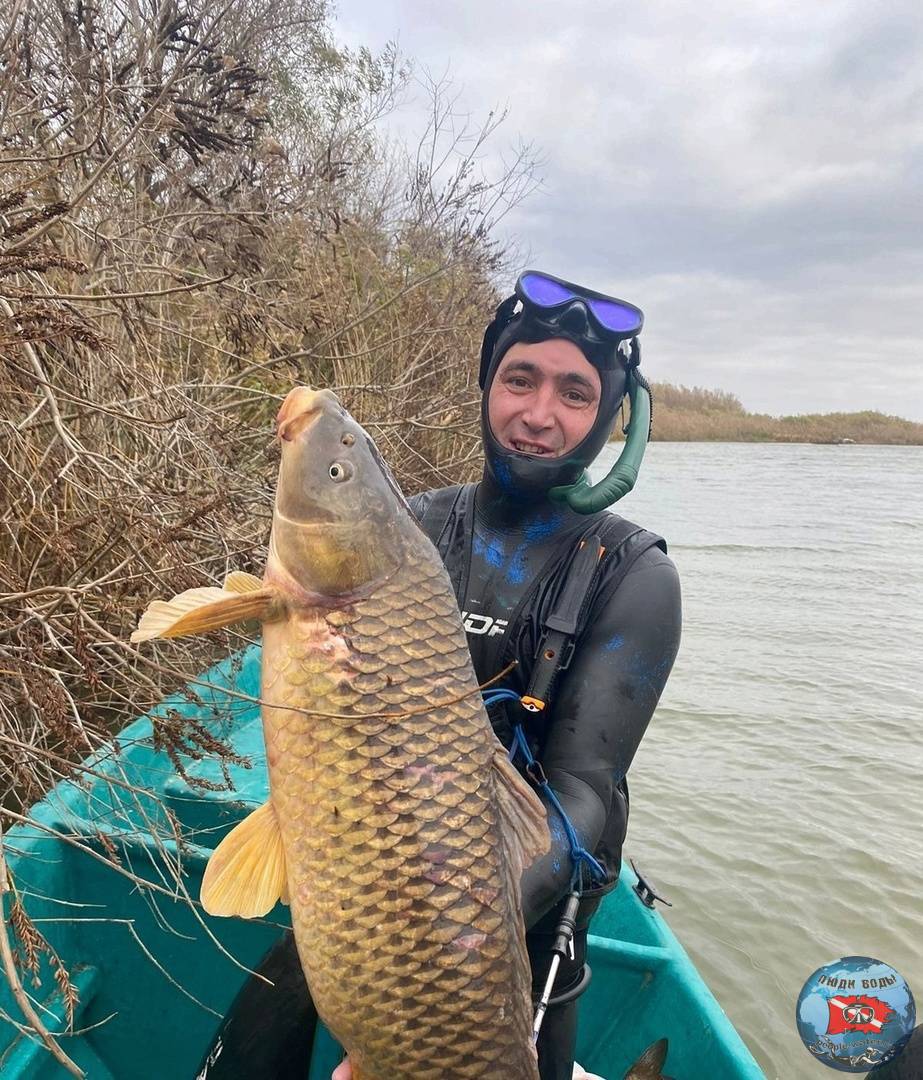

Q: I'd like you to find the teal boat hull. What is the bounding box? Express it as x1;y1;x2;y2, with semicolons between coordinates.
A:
1;647;764;1078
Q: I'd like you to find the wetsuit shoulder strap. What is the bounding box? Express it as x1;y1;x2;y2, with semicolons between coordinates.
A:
415;483;464;545
415;483;477;603
520;516;666;715
593;516;667;597
521;535;605;714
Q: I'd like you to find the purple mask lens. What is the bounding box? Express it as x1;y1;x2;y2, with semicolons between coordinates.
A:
520;273;573;307
520;272;642;335
588;297;642;333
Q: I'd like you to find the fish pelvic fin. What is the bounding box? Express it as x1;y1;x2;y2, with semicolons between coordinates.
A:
491;745;550;879
200;800;288;918
130;583;278;641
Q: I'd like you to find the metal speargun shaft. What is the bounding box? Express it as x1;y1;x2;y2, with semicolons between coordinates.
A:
532;890;582;1042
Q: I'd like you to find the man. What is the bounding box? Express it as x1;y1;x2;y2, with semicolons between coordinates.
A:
201;271;681;1080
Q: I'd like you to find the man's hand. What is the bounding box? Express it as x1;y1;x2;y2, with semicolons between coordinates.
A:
332;1057;352;1080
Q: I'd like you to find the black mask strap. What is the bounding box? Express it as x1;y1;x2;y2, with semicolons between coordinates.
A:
478;294;519;389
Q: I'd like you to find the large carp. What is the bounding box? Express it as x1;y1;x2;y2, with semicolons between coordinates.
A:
133;387;548;1080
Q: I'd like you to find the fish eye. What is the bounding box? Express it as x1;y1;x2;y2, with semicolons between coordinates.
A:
328;461;353;482
341;432;355;446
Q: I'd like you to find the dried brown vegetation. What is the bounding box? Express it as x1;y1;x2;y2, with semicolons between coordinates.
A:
0;0;538;1061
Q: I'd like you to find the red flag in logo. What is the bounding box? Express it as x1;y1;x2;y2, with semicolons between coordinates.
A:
827;994;895;1035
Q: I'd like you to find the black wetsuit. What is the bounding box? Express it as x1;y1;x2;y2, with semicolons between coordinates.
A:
198;475;681;1080
414;477;681;1079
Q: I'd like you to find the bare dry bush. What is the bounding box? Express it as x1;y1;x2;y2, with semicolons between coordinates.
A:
0;0;538;1058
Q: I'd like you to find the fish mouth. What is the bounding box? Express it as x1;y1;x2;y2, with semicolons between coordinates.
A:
277;387;341;442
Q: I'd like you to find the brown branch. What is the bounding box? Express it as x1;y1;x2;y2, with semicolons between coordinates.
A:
226;266;452;385
6;0;241;255
4;273;233;303
1;356;187;426
0;83;108;165
0;296;83;458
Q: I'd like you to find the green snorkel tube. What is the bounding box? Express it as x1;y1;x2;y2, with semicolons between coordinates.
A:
549;370;651;514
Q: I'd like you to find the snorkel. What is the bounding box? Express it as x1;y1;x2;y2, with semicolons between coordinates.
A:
549;361;651;513
480;271;651;514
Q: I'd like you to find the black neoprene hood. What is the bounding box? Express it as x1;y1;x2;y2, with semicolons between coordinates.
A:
480;301;629;497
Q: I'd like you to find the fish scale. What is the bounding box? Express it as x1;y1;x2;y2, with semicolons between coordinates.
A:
263;559;539;1080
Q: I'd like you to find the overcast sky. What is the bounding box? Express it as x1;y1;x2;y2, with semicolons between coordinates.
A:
334;1;923;420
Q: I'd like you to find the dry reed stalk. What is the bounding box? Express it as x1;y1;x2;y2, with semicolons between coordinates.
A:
0;826;84;1077
0;0;539;1052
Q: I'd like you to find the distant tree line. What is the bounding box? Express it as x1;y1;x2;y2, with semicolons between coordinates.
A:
614;384;923;444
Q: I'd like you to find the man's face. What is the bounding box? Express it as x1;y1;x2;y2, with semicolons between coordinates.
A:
487;338;601;458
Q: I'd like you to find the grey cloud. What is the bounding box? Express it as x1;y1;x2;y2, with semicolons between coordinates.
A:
336;0;923;420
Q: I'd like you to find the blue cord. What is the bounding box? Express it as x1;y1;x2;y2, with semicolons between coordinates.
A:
482;690;532;763
482;689;607;889
482;689;522;707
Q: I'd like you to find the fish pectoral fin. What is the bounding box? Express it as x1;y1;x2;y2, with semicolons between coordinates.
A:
223;570;265;594
491;745;550;877
130;584;278;641
200;800;288;918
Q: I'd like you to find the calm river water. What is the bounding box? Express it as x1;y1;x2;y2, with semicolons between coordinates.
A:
588;442;923;1079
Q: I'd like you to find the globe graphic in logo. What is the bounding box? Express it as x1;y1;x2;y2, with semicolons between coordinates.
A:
796;956;915;1072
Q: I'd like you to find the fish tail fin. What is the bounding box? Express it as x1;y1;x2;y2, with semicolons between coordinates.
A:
625;1038;669;1079
491;745;549;878
130;583;277;641
201;800;288;918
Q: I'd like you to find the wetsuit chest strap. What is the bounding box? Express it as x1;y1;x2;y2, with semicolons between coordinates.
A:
521;536;605;713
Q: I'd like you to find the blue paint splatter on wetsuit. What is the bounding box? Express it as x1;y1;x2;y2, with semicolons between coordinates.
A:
506;543;528;585
523;512;565;543
492;456;514;492
473;530;505;568
503;512;566;584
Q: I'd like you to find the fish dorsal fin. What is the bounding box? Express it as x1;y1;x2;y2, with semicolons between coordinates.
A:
131;583;277;641
223;570;264;593
491;745;549;878
201;800;288;918
627;1038;668;1078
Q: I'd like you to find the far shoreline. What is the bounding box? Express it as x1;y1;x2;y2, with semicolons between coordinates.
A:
609;383;923;446
613;437;923;445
